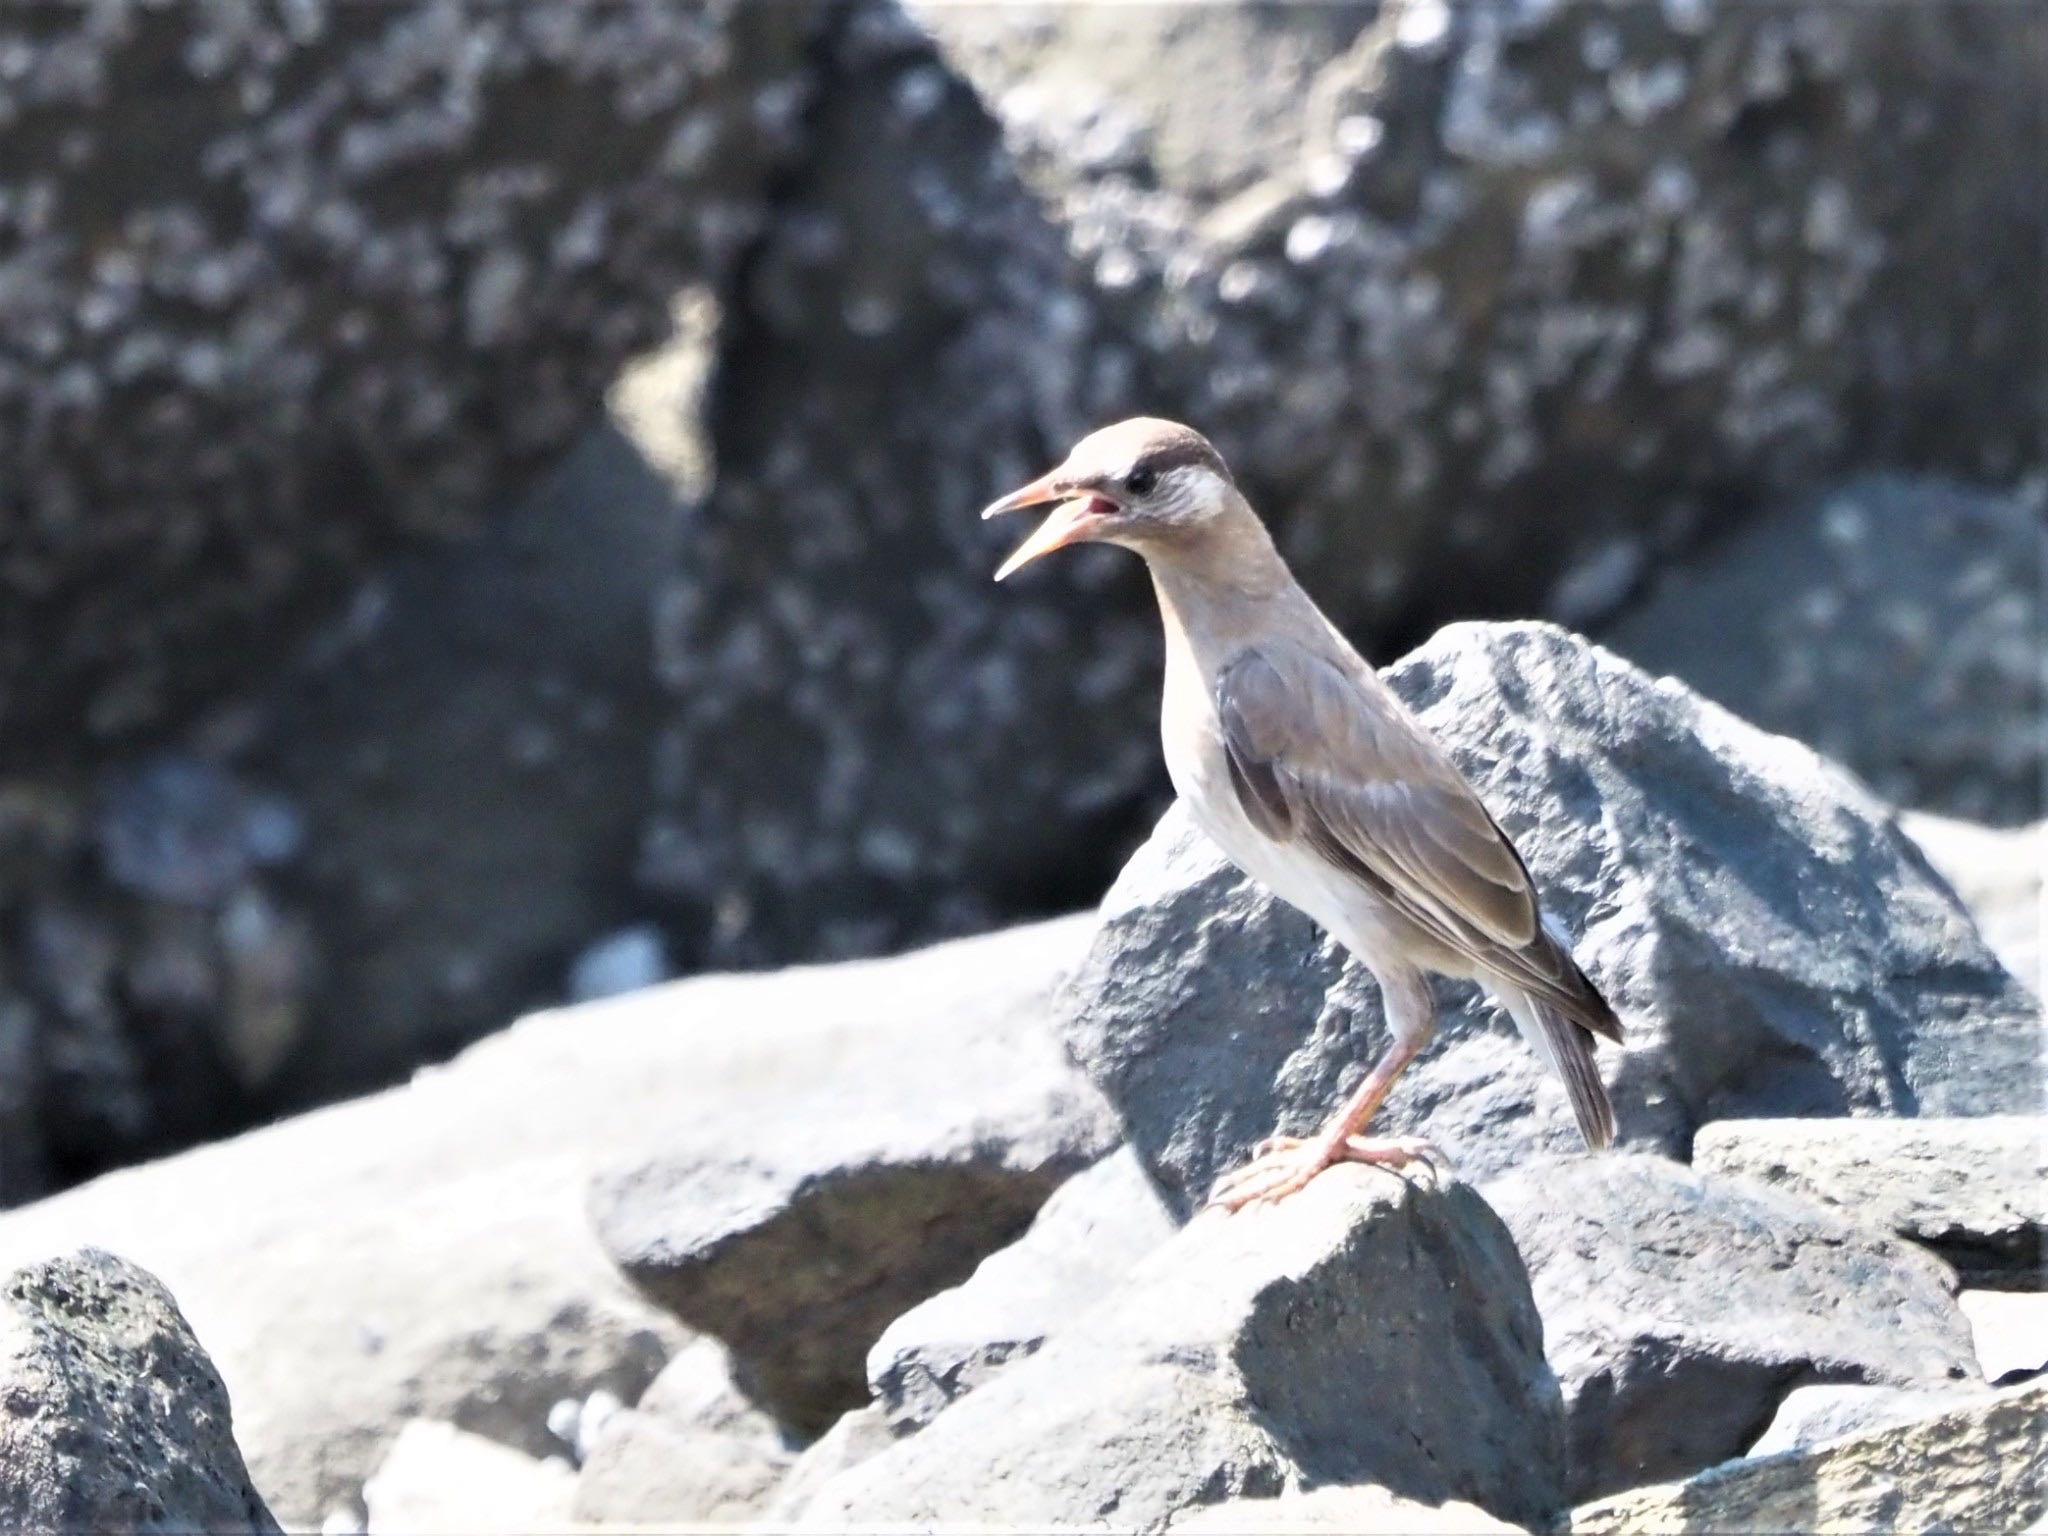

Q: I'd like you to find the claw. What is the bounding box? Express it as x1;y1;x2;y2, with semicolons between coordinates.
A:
1207;1132;1452;1213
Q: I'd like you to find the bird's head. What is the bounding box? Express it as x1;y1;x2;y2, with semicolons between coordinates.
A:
981;417;1240;581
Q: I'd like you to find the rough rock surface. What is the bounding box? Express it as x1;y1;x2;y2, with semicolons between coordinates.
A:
1171;1483;1526;1534
361;1420;574;1536
1692;1116;2046;1288
642;0;1150;964
572;1409;790;1526
589;913;1118;1435
767;1406;896;1522
1747;1382;1982;1459
570;1336;795;1525
1900;812;2043;997
666;0;2047;963
1604;476;2046;824
1058;622;2041;1213
0;1248;279;1534
868;1143;1178;1430
795;1169;1566;1531
1572;1382;2048;1534
0;0;821;750
1484;1153;1978;1500
0;916;1090;1526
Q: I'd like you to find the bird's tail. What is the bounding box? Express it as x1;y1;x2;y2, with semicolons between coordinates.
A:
1498;977;1618;1151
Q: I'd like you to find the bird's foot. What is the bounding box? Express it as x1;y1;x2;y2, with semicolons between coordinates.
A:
1207;1132;1451;1213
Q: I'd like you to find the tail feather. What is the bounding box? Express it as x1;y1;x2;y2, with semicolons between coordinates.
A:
1500;981;1619;1151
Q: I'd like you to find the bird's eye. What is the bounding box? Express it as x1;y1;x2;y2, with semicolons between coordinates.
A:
1123;466;1158;497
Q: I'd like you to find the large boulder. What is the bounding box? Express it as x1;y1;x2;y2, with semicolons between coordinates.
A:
661;0;2046;963
1057;621;2041;1213
588;916;1118;1435
0;1249;278;1534
640;0;1151;965
1691;1116;2046;1288
0;0;822;751
868;1143;1179;1431
1572;1381;2048;1534
1483;1153;1978;1500
0;915;1092;1527
793;1169;1567;1531
1602;476;2045;824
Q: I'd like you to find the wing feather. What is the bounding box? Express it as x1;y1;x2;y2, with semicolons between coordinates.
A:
1215;643;1619;1040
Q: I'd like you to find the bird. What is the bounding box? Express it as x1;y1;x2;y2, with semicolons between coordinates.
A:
981;417;1623;1211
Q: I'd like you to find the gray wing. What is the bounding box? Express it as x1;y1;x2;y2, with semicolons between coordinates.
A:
1216;643;1620;1042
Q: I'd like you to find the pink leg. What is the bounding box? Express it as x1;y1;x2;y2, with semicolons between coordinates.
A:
1208;968;1449;1212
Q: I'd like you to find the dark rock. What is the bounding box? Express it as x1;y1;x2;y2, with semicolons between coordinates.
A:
794;1169;1566;1531
1603;476;2046;825
240;413;696;1112
1692;1116;2047;1289
642;0;1150;965
1573;1382;2048;1534
1057;622;2041;1215
982;1;2045;641
868;1143;1178;1430
0;0;825;751
666;0;2046;964
590;916;1119;1435
0;771;314;1204
0;1248;278;1534
1484;1153;1979;1501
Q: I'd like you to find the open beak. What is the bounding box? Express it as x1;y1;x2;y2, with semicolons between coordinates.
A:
980;471;1113;582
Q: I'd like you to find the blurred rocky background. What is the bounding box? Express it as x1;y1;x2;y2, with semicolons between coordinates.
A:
0;0;2041;1526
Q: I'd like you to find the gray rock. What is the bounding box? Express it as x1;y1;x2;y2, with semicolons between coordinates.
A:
766;1406;897;1522
571;1410;790;1526
1901;813;2043;996
566;1336;798;1523
1573;1382;2048;1535
1692;1116;2047;1288
668;0;2046;964
795;1168;1566;1531
869;1143;1178;1430
1484;1153;1979;1501
1960;1290;2048;1385
1603;477;2046;824
633;1336;788;1452
0;1248;279;1534
1172;1483;1527;1534
0;916;1097;1525
1057;621;2041;1214
1747;1382;1982;1459
361;1420;574;1535
0;0;824;748
590;913;1119;1434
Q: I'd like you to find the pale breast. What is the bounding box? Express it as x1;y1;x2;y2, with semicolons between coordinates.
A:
1160;643;1395;956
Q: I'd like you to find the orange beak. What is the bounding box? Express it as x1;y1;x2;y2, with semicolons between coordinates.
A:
981;470;1110;582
